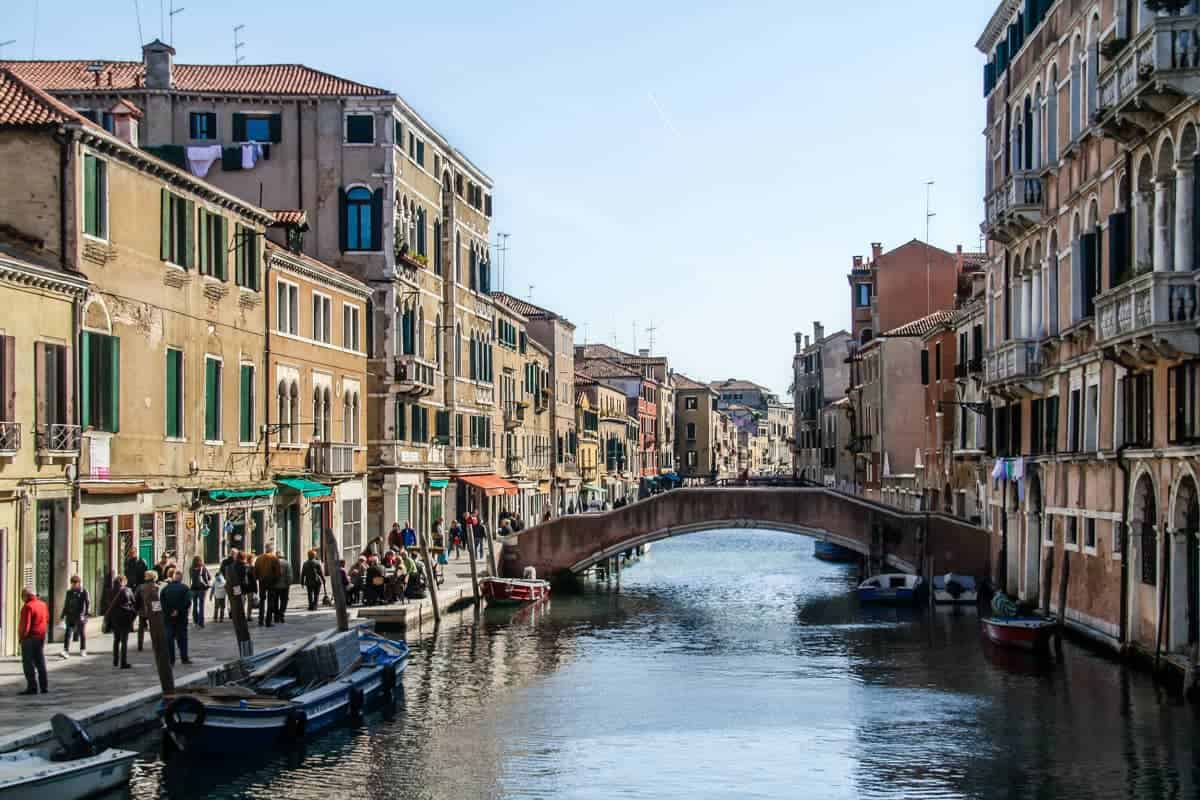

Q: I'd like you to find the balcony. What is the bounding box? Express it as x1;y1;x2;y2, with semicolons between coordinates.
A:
505;456;525;477
38;424;80;457
953;362;967;380
503;402;526;430
0;422;19;455
1097;14;1200;145
310;441;356;476
982;171;1043;244
983;339;1043;398
1096;270;1200;367
534;393;549;415
394;356;436;396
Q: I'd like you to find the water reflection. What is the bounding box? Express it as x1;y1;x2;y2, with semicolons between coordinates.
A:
122;530;1198;800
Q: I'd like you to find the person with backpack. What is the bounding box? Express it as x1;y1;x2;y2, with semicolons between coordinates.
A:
188;555;211;628
300;549;324;611
58;575;89;659
104;576;136;669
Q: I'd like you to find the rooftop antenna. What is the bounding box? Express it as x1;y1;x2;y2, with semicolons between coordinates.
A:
132;0;144;49
645;322;657;354
233;24;246;65
632;320;638;353
527;283;534;302
925;180;936;316
169;2;185;47
0;40;15;59
583;322;590;345
496;232;510;293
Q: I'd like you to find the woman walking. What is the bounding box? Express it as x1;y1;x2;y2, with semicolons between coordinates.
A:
136;570;158;651
189;556;211;628
105;576;136;669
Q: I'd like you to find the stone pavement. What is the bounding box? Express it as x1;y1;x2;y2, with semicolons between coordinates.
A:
0;551;485;739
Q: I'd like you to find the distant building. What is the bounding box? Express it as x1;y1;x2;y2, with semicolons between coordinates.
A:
792;322;851;483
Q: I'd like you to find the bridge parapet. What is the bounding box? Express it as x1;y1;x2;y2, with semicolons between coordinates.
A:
499;487;991;583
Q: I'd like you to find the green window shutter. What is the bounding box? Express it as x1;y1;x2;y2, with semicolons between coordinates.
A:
395;401;406;441
234;224;245;285
216;216;227;280
240;364;253;442
268;114;282;143
232;113;247;142
109;335;120;433
205;358;218;440
160;189;170;261
166;350;180;437
250;231;259;290
185;200;195;269
80;332;92;428
83;155;97;236
197;208;207;274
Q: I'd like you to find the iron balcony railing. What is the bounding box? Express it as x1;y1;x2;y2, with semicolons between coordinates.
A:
0;421;19;454
38;423;81;454
310;441;356;475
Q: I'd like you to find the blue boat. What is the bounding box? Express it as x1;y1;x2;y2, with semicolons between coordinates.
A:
160;627;408;756
813;540;858;563
856;573;923;604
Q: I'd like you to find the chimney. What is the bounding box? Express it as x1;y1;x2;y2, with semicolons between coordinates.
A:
794;332;804;354
814;321;824;343
108;100;142;146
142;39;176;90
871;242;882;261
853;255;863;268
804;335;810;349
638;348;649;357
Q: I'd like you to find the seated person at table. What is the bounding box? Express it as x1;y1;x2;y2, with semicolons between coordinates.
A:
381;549;398;570
347;557;367;605
364;556;386;605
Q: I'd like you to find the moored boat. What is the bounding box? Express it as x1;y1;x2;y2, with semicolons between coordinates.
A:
931;573;978;604
980;616;1056;652
481;576;551;606
856;573;923;604
0;715;137;800
813;540;858;563
160;627;408;757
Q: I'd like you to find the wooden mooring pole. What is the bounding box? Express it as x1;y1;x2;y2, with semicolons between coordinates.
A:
418;529;441;627
322;528;349;633
222;562;253;658
144;583;174;693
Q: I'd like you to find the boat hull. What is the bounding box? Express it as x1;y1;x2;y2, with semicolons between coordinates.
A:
0;748;137;800
856;587;917;604
981;617;1056;652
813;541;858;563
481;577;551;606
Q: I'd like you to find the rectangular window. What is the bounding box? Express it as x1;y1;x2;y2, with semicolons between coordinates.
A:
1121;372;1153;447
35;343;69;432
163;511;178;556
416;139;425;167
204;356;222;442
345;114;374;144
234;224;259;290
393;119;402;146
1045;395;1059;454
160;190;193;268
189;111;217;140
342;499;362;562
313;294;332;343
484;194;492;217
687;450;697;467
1084;383;1099;451
685;397;697;410
165;348;184;438
455;414;464;447
83;155;108;239
197;208;227;279
1068;388;1082;452
234;113;280;143
920;350;930;385
686;422;696;440
394;401;407;441
856;283;872;307
239;363;255;444
81;332;119;433
1169;362;1199;444
1065;516;1078;547
343;304;361;351
1084;517;1097;551
277;281;299;335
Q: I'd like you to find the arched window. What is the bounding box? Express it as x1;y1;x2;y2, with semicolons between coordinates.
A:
1033;83;1043;169
401;305;415;355
278;380;291;444
1023;94;1034;169
435;314;442;370
1070;34;1082;140
313;387;323;440
455;324;463;376
1047;64;1058;160
433;218;442;275
1047;232;1059;335
455;231;462;284
323;387;332;442
1086;14;1100;122
351;393;360;445
345;187;373;251
408;205;417;251
469;245;477;291
417;307;425;358
343;392;352;443
289;381;300;443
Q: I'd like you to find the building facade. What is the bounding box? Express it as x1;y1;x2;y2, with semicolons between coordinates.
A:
793;323;851;483
673;374;720;481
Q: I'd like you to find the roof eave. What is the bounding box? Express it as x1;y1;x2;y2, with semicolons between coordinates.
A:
976;0;1022;53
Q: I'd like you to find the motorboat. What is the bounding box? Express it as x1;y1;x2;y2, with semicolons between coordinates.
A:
0;714;136;800
856;573;923;604
480;576;551;606
931;573;978;604
980;616;1056;652
160;626;408;757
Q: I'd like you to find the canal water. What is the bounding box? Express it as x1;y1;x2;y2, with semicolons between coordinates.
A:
126;530;1200;799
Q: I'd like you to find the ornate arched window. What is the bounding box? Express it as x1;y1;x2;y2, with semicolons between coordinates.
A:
278;380;291;444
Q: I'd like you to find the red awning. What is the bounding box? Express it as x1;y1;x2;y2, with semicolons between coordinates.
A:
458;474;519;497
80;482;149;496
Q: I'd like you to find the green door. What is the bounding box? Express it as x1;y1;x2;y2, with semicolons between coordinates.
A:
82;520;111;614
204;514;220;563
138;514;155;566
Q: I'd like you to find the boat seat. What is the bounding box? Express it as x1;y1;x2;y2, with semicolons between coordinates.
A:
257;676;298;695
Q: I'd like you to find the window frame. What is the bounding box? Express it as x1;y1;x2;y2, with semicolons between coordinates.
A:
82;153;109;241
344;112;376;145
342;303;361;352
239;362;256;446
1083;516;1097;555
276;279;300;335
345;187;374;251
189;111;216;140
165;347;185;440
312;291;333;344
204;354;224;445
81;331;119;434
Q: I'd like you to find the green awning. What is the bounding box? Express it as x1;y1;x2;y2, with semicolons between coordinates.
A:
276;477;332;498
581;483;602;492
207;487;276;501
429;479;450;489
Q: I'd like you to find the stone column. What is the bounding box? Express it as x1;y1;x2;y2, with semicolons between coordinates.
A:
1175;161;1195;273
1155;177;1173;272
1031;265;1043;338
1022;274;1034;339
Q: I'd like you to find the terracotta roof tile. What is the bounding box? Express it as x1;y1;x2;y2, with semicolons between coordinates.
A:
0;68;89;127
881;309;957;338
268;209;308;227
491;291;569;322
672;373;712;391
0;60;390;97
576;358;640;380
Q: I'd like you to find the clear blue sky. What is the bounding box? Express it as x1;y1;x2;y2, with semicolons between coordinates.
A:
7;1;991;397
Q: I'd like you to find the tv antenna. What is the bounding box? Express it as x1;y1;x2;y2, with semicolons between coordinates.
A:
925;180;936;315
0;40;16;59
169;3;185;47
233;25;246;65
645;322;657;354
496;232;510;293
527;283;535;302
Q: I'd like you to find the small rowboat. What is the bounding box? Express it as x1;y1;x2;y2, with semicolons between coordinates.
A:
856;573;923;604
480;576;551;606
0;714;136;800
981;616;1056;652
932;573;978;605
813;541;858;563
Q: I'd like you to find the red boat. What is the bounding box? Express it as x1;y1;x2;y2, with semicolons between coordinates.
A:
981;616;1056;652
480;577;551;606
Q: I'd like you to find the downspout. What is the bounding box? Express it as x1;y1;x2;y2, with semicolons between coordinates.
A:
55;129;71;270
297;102;304;214
1111;148;1135;650
263;249;273;479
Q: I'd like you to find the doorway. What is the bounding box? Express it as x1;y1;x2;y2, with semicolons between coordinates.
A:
204;513;220;564
82;519;112;618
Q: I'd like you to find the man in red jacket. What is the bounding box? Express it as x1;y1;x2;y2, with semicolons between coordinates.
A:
18;587;49;695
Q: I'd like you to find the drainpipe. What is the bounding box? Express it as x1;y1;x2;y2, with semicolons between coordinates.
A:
296;102;304;213
263;249;273;478
55;129;71;270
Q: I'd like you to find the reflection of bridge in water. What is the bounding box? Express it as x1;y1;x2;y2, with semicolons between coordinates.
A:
500;487;992;581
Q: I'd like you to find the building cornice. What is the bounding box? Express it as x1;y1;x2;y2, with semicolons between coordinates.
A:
0;253;90;297
266;247;372;300
976;0;1023;53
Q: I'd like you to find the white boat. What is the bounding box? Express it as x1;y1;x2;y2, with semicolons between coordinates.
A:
856;573;923;604
0;715;136;800
932;573;978;604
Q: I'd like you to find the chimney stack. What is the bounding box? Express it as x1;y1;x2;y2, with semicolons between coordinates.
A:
107;100;142;146
804;335;811;349
814;321;824;343
794;332;804;354
142;39;176;91
853;255;863;268
638;348;650;357
871;242;882;261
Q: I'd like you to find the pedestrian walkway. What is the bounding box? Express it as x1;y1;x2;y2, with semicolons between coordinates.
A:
0;550;486;738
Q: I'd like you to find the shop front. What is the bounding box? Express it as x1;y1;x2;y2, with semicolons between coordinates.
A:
457;474;519;528
200;486;277;567
273;478;332;577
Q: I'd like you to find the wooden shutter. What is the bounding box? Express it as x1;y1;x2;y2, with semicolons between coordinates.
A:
370;188;383;251
920;350;929;385
109;336;120;433
1080;232;1097;317
83;155;97;235
205;359;218;440
395;401;406;441
185;200;195;269
240;364;253;443
166;350;179;437
61;344;74;428
0;337;12;422
34;342;46;429
268;114;282;143
234;224;245;286
205;112;217;137
197;208;208;274
338;188;348;252
160;189;171;261
80;333;91;428
232;113;247;142
215;216;227;280
1108;211;1128;288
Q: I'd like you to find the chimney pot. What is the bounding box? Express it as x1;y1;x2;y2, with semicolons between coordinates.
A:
142;39;176;91
638;348;649;357
871;242;882;260
853;255;863;268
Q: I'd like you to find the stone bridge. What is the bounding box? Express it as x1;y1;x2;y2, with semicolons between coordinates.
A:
499;487;992;582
